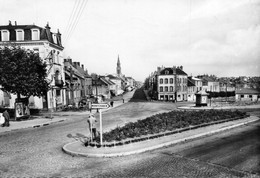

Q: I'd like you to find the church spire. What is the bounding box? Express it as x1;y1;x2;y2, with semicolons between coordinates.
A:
117;54;121;76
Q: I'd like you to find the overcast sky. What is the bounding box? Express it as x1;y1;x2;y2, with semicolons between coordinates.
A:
1;0;260;81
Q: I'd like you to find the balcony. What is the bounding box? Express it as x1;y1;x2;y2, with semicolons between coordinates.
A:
55;79;64;87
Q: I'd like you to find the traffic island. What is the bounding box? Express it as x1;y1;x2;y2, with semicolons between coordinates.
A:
62;114;259;157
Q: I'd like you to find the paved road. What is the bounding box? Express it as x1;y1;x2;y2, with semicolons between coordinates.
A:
0;89;259;177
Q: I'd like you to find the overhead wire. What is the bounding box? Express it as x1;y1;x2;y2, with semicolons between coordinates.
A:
63;0;80;40
64;0;82;43
64;0;88;45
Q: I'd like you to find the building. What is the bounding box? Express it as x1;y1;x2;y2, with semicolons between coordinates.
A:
235;88;260;101
198;76;220;92
187;78;196;101
187;76;203;101
64;58;85;106
106;74;123;95
0;21;66;110
157;66;188;102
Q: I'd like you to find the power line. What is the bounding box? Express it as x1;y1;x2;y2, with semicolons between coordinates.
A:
64;0;88;45
64;0;82;42
65;0;88;43
63;0;80;40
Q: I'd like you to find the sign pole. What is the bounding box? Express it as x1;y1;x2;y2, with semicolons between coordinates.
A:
99;109;103;146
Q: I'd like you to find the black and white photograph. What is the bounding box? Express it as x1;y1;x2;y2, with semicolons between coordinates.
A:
0;0;260;177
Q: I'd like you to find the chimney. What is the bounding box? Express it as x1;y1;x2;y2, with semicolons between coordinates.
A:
172;66;176;74
68;58;72;64
45;22;52;42
73;62;77;67
15;21;17;26
157;67;161;73
81;64;84;69
8;20;12;26
180;65;183;70
77;62;80;67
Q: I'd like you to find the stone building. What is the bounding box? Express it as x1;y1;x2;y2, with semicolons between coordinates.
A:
0;21;66;110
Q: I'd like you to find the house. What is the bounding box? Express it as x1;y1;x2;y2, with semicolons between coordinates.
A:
157;66;188;102
187;78;196;101
64;58;85;106
92;76;114;102
0;21;66;110
187;76;203;102
198;76;220;92
235;88;260;101
106;74;124;95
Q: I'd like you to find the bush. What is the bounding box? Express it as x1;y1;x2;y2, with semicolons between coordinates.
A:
97;110;247;143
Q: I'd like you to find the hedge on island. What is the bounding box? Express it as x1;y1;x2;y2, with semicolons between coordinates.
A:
94;110;247;144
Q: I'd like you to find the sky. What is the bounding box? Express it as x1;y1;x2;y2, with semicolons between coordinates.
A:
1;0;260;82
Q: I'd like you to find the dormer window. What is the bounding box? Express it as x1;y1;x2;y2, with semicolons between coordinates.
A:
165;70;169;75
1;30;10;41
52;34;57;44
31;29;40;40
15;29;24;41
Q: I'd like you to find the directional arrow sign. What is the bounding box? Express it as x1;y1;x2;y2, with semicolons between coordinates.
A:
91;103;110;109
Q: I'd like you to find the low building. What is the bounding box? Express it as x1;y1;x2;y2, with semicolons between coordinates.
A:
235;88;260;101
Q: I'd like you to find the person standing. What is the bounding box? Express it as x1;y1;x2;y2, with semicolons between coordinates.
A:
110;101;114;107
2;110;10;127
87;113;97;141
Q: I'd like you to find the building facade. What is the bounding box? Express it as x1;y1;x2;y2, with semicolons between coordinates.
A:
0;21;66;110
157;66;188;102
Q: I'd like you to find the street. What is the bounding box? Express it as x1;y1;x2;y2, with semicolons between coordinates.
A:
0;89;259;177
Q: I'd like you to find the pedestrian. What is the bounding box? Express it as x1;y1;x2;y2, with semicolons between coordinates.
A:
110;101;114;107
122;98;124;103
87;113;97;141
2;110;10;127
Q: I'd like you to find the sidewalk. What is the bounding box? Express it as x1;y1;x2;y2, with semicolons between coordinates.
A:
62;115;259;158
0;94;127;134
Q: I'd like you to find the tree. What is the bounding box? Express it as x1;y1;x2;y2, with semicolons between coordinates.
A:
0;46;50;100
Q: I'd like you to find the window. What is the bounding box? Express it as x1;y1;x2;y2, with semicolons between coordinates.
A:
249;95;252;98
170;78;173;84
52;34;57;44
165;78;168;84
159;87;163;92
165;86;168;92
241;95;244;98
16;29;24;41
1;30;9;41
165;70;169;75
170;86;173;92
160;79;163;84
31;29;40;40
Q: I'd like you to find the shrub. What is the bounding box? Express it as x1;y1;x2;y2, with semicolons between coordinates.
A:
98;110;247;143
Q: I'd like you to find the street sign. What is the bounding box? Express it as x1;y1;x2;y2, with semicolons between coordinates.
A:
91;103;110;109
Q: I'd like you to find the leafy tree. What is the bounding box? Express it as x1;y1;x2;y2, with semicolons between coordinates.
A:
0;46;50;99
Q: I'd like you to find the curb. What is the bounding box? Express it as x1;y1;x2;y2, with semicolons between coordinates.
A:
0;119;66;134
62;117;259;157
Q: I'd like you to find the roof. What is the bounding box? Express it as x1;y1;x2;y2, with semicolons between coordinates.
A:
106;75;120;80
0;23;63;48
187;78;196;87
100;77;115;85
236;88;260;94
159;67;187;76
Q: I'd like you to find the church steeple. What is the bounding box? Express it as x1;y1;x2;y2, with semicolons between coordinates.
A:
117;55;121;76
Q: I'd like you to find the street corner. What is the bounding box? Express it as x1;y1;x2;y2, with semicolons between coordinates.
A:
62;141;107;158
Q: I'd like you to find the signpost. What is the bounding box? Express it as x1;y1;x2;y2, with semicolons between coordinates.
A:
91;103;110;145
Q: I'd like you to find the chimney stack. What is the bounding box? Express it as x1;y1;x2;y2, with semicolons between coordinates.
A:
81;64;84;69
172;66;176;74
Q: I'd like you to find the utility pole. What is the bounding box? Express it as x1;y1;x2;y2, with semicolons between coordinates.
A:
70;66;74;105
